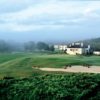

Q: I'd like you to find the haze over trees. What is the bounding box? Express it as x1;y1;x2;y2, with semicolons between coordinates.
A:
0;40;54;53
24;41;36;52
0;40;12;53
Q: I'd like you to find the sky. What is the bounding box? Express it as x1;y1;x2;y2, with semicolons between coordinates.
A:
0;0;100;42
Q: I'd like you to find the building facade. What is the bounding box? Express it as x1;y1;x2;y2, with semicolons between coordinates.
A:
54;43;91;55
54;45;67;51
66;43;90;55
93;51;100;55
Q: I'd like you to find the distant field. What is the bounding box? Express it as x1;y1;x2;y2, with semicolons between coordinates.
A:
0;53;100;78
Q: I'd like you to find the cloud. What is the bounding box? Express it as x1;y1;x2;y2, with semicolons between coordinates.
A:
0;1;85;23
0;0;50;14
0;0;100;32
0;22;66;32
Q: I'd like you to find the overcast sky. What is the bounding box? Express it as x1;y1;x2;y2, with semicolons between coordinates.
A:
0;0;100;42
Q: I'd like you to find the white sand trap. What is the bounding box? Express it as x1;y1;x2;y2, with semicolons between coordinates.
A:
39;66;100;73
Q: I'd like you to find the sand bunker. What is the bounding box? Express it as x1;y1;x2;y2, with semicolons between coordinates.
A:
38;66;100;73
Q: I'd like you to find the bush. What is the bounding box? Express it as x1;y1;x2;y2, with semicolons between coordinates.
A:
0;73;100;100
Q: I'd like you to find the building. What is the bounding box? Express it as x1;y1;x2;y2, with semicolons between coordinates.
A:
66;43;91;55
93;51;100;55
54;45;67;51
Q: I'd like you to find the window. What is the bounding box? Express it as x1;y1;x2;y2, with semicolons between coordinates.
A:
70;48;78;51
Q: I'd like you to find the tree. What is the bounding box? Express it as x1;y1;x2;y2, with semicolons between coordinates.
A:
37;42;49;51
49;45;54;51
0;40;12;52
24;41;36;52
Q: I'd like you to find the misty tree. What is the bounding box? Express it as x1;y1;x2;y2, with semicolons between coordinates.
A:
0;40;12;52
37;42;49;51
49;45;54;51
24;41;36;52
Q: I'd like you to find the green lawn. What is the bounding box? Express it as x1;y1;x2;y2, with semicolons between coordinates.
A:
0;53;100;78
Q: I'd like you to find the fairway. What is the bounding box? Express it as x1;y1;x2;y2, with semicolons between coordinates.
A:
0;53;100;78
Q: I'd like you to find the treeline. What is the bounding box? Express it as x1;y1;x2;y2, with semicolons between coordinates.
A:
0;40;54;53
0;40;13;53
0;73;100;100
1;37;100;53
24;41;54;52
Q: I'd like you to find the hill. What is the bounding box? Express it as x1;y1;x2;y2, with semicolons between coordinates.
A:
79;37;100;51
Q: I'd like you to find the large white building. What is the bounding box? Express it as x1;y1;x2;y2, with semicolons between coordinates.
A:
54;43;91;55
66;43;91;55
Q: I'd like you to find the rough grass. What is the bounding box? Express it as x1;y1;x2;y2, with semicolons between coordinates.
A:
0;53;100;78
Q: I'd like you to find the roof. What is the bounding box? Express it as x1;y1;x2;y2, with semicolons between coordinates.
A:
67;43;88;48
68;46;87;48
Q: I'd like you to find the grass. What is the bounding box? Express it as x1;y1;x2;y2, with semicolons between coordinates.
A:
0;53;100;78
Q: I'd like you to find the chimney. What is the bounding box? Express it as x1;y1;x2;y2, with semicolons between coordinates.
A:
88;45;90;49
81;43;83;47
72;43;74;46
